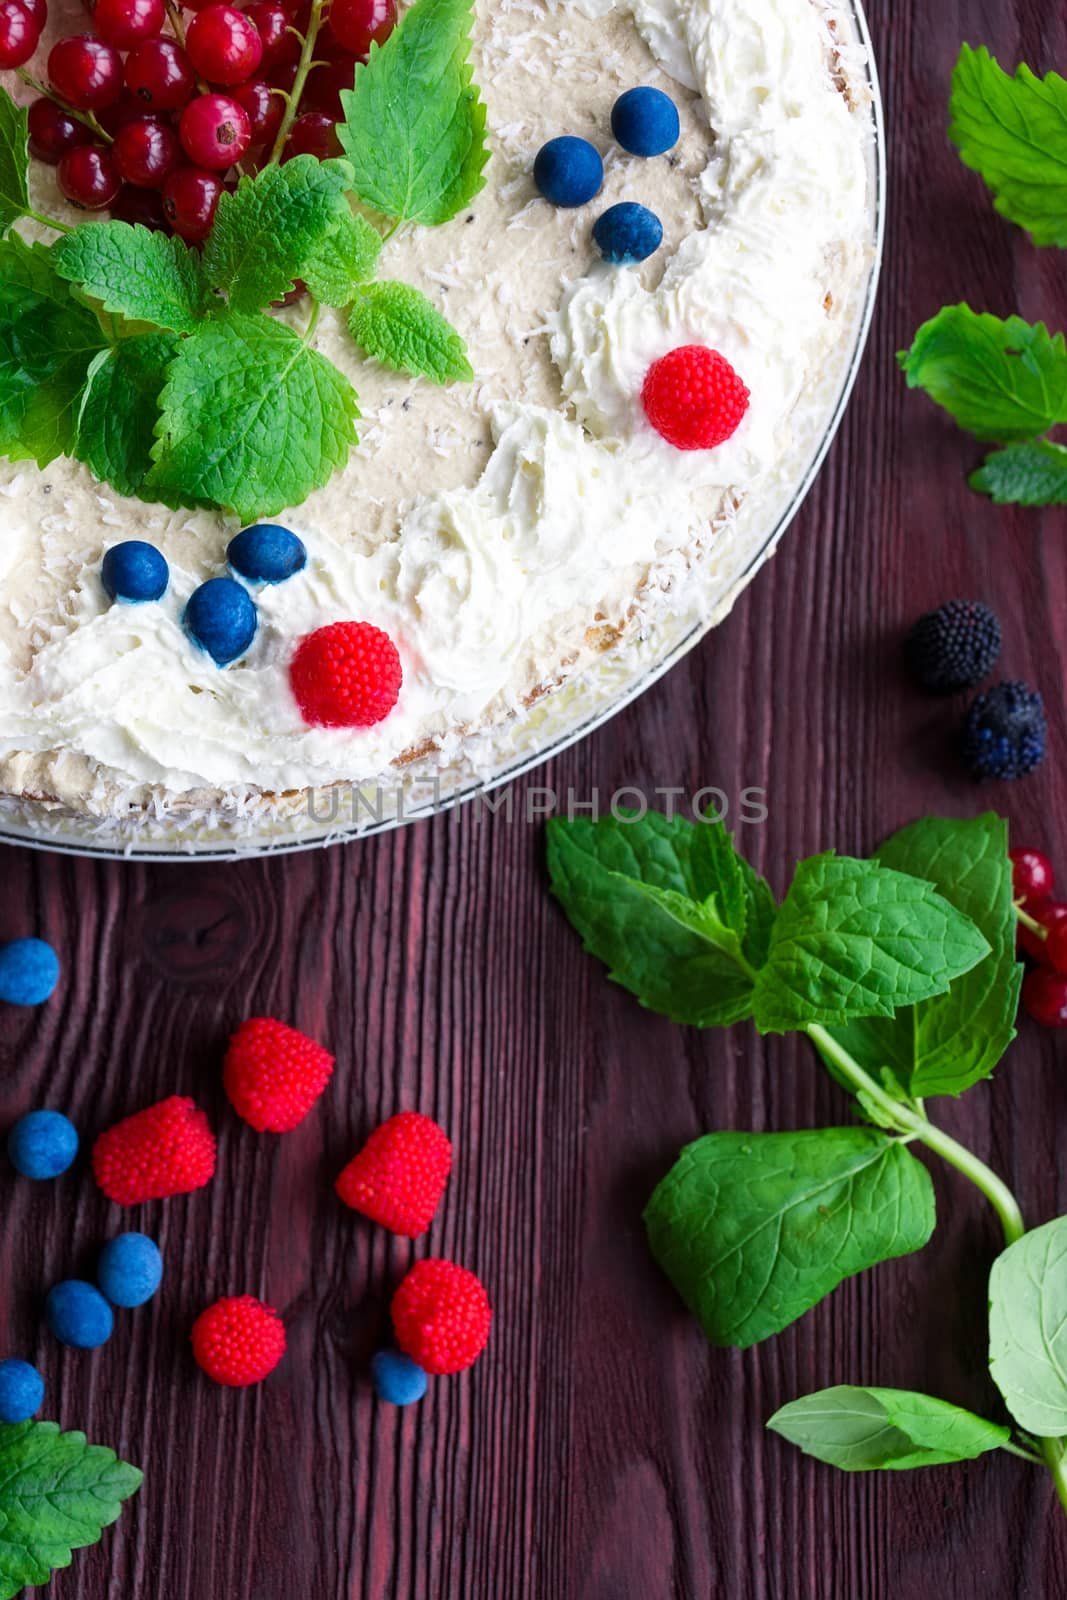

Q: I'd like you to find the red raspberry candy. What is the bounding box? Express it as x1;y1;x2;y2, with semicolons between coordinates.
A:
642;344;750;451
191;1294;286;1386
391;1259;491;1376
223;1016;334;1133
336;1111;452;1237
290;620;402;728
92;1094;216;1205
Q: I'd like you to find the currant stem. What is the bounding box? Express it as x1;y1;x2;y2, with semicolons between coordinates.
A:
163;0;187;48
15;68;115;144
1015;902;1046;939
267;0;325;164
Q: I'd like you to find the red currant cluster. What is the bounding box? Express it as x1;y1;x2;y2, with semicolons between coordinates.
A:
2;0;395;241
1012;847;1067;1028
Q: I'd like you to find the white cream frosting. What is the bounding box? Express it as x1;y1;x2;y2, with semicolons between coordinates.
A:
0;0;872;818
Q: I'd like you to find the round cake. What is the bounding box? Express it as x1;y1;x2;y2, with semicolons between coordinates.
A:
0;0;877;849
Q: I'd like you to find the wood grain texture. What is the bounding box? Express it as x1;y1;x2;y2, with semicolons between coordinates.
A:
4;1;1067;1594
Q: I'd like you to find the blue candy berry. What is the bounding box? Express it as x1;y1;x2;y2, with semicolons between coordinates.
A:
0;1359;45;1423
7;1110;78;1179
533;136;603;207
101;540;169;603
45;1281;114;1350
963;680;1047;781
0;938;59;1006
592;201;663;264
228;524;307;584
371;1349;428;1406
97;1233;163;1308
184;577;258;666
611;86;680;157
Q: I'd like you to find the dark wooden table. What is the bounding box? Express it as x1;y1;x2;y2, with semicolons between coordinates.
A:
4;1;1067;1594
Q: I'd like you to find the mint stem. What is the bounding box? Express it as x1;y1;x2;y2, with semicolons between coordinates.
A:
26;208;74;234
267;0;324;165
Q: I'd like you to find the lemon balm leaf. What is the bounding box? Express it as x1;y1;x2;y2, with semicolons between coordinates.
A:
302;207;382;306
74;331;184;501
0;86;29;237
53;221;205;334
348;280;472;383
898;305;1067;443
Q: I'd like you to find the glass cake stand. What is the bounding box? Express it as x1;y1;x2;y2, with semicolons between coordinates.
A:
0;0;885;861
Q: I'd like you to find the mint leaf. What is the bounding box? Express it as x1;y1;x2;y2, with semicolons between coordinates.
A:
0;85;29;237
338;0;489;226
989;1217;1067;1437
75;331;182;500
767;1386;1010;1470
302;207;381;307
950;45;1067;248
348;280;472;383
970;439;1067;504
147;311;359;519
825;815;1022;1098
899;305;1067;442
546;813;775;1027
53;221;204;334
644;1128;935;1348
0;1420;142;1600
201;156;355;312
751;853;991;1035
0;234;108;468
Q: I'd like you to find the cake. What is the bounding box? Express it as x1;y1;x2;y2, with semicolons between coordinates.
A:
0;0;877;850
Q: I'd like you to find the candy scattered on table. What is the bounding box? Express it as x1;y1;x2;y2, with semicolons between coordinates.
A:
533;135;603;207
184;576;258;666
191;1295;286;1386
336;1111;452;1238
223;1016;334;1133
0;937;59;1005
906;599;1001;694
290;620;403;728
98;1233;163;1308
371;1349;427;1406
962;680;1047;780
228;524;307;585
93;1095;217;1205
46;1280;114;1349
611;85;679;156
7;1109;79;1179
592;201;663;264
0;1358;45;1423
643;345;750;451
391;1259;491;1376
101;540;169;604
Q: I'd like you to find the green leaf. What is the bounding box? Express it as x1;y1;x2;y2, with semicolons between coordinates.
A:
52;221;204;334
824;815;1022;1098
751;853;991;1035
0;1420;142;1600
0;234;108;468
767;1386;1010;1470
644;1128;935;1348
348;280;472;384
337;0;489;226
74;331;182;500
0;86;29;238
546;813;775;1028
970;439;1067;505
950;45;1067;248
898;305;1067;443
200;156;354;313
146;311;359;520
301;207;382;307
988;1216;1067;1437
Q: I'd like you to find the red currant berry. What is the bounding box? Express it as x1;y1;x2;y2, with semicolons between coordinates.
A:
110;180;169;228
244;1;296;67
113;116;180;187
49;35;123;110
125;36;195;110
1044;920;1067;977
179;92;250;168
57;144;121;208
95;90;149;134
233;77;283;145
186;4;262;85
327;0;394;58
266;57;298;93
92;0;164;45
1018;898;1067;963
284;110;340;159
1010;847;1055;905
18;0;44;28
162;163;222;241
0;0;39;69
27;97;91;163
1022;965;1067;1028
302;55;356;115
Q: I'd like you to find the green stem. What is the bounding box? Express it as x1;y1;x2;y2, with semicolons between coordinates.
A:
1042;1439;1067;1516
267;0;325;164
26;208;73;234
301;297;320;344
16;68;114;143
1016;902;1046;939
1000;1439;1045;1466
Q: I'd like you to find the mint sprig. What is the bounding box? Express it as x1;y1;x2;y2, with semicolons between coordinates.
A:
767;1388;1011;1471
0;1420;142;1600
